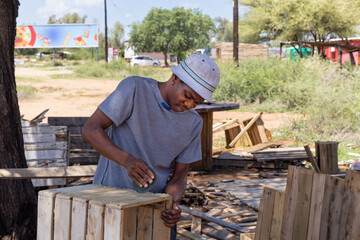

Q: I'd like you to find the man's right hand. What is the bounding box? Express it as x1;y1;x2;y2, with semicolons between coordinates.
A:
125;158;155;188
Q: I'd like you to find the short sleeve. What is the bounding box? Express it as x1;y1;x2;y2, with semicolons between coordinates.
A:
98;77;136;126
175;117;203;164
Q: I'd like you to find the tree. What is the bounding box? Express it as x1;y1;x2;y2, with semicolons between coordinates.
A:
47;12;87;24
0;0;38;239
238;0;360;46
110;21;124;48
214;17;233;42
129;7;215;65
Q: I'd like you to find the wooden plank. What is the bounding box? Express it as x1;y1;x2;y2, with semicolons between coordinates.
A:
307;173;326;240
339;170;360;240
191;216;202;235
24;142;68;151
122;207;137;240
87;201;105;240
255;187;276;240
104;205;123;240
22;125;68;134
25;149;66;160
269;191;285;240
37;191;55;240
71;199;88;240
241;233;255;240
179;205;251;233
0;165;97;179
48;117;89;127
213;118;237;133
229;112;263;147
136;206;153;240
202;223;239;240
315;141;339;174
304;145;320;172
54;195;72;240
319;176;345;240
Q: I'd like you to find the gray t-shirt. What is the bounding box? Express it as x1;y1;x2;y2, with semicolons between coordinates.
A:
93;76;203;193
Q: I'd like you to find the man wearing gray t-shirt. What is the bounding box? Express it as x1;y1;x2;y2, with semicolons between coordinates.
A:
82;54;220;239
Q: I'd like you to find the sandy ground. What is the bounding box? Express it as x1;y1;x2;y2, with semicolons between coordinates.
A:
16;67;301;130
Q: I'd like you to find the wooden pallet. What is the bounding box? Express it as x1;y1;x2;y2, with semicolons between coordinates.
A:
255;166;360;240
23;125;69;187
37;184;172;240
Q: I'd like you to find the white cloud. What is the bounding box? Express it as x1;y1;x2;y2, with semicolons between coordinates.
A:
37;0;102;19
179;1;200;9
125;13;132;18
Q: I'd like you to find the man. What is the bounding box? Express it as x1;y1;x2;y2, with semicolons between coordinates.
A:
82;54;220;239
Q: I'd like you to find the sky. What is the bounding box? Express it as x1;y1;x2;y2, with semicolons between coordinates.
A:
17;0;250;41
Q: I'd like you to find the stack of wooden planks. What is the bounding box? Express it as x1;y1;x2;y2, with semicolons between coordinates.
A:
215;42;268;62
254;166;360;240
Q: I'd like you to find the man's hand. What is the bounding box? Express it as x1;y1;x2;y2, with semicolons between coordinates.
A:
125;157;154;188
161;202;181;228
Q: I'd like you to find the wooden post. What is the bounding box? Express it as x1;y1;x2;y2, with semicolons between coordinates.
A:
315;141;339;174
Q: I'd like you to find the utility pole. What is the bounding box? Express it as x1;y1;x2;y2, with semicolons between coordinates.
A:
233;0;239;66
104;0;108;62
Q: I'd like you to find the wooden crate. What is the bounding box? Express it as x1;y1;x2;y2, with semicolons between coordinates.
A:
37;184;172;240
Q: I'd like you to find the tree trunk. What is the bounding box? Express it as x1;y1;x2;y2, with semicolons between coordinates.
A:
0;0;38;239
344;39;356;66
163;51;168;66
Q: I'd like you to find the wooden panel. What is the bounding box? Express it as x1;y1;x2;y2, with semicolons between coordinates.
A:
307;173;326;240
25;149;66;160
255;187;276;240
281;166;314;240
136;206;153;240
71;199;88;240
153;201;171;240
32;178;66;187
87;201;105;240
37;192;55;240
123;207;137;240
54;195;72;240
48;117;89;127
315;141;339;174
104;206;123;240
24;142;68;151
339;170;360;240
318;176;345;240
270;191;285;240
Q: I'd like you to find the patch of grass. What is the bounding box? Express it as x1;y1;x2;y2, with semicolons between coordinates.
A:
16;76;42;83
17;85;37;100
39;86;63;93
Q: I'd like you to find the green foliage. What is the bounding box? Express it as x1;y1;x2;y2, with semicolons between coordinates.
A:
129;7;215;64
17;85;37;100
214;17;233;42
110;22;124;48
213;57;360;144
48;13;87;24
238;0;360;43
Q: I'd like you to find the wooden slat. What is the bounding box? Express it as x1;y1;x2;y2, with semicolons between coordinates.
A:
24;142;68;151
0;165;97;179
270;191;285;239
87;201;105;240
104;206;124;240
179;205;250;233
255;187;276;240
48;117;89;127
177;227;210;240
37;192;55;240
153;201;171;240
123;207;137;240
54;195;72;240
136;206;153;240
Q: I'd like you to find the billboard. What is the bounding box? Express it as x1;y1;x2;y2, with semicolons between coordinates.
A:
15;24;98;48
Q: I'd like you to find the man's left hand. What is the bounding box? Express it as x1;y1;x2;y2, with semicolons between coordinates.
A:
161;202;181;228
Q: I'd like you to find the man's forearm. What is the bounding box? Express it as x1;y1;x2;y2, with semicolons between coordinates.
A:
164;175;187;202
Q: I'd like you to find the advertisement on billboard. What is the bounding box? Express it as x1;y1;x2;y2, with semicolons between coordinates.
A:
15;24;98;48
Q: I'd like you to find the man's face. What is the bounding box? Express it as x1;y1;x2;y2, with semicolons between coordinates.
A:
169;75;204;112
